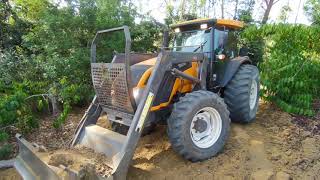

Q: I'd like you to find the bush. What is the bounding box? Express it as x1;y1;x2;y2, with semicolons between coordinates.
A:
239;25;265;65
0;131;12;160
0;131;9;142
0;89;38;132
0;144;12;160
241;24;320;116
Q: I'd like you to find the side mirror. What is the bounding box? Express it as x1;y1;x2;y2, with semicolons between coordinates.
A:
162;30;169;48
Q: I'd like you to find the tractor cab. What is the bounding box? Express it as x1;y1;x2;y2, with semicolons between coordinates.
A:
169;18;245;90
170;18;243;59
130;18;246;106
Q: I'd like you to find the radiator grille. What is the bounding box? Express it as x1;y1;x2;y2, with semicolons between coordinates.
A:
91;63;134;113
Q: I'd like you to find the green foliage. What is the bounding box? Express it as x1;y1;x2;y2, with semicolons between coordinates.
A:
132;21;162;52
53;102;71;129
237;0;255;24
278;5;292;23
0;144;12;160
239;25;265;65
0;88;38;133
304;0;320;25
0;131;9;142
241;24;320;116
238;9;254;23
0;0;165;138
0;131;11;160
0;0;31;49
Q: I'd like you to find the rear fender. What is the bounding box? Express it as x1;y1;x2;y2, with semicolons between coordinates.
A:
218;56;251;87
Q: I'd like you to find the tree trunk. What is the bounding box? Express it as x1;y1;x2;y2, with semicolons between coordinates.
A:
295;0;302;24
262;0;274;24
221;0;224;19
212;0;216;17
233;0;239;20
49;95;59;117
179;0;186;21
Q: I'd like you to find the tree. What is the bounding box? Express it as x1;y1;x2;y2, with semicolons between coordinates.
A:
0;0;165;130
164;0;199;23
304;0;320;25
0;0;31;49
294;0;302;23
221;0;225;18
261;0;282;24
278;5;292;23
233;0;239;19
237;0;255;23
179;0;186;20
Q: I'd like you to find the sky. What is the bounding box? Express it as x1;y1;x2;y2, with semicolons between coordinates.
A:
133;0;311;25
56;0;311;25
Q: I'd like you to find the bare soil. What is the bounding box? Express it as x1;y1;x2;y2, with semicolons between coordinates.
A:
39;146;113;178
1;101;320;180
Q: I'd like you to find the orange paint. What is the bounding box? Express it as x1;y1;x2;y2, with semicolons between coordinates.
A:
134;62;199;111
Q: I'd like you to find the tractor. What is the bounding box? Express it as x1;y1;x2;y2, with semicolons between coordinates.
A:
13;18;259;180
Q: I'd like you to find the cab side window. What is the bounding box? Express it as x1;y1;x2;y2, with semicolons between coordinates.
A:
225;31;239;59
214;28;239;59
213;28;228;56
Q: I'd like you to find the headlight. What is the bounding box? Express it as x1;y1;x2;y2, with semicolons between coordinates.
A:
200;23;208;29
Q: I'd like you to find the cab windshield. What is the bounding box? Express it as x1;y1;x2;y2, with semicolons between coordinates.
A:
173;29;211;53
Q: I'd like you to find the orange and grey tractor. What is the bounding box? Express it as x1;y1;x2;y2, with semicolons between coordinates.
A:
14;18;259;179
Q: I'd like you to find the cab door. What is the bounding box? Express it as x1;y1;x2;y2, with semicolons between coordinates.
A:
212;27;239;88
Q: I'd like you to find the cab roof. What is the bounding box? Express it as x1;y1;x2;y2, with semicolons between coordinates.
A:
170;18;244;30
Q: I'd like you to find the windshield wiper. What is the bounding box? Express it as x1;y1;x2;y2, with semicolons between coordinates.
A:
193;40;208;52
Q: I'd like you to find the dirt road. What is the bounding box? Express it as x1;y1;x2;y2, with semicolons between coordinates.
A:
1;102;320;180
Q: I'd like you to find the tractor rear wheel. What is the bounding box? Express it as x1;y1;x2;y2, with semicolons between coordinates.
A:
167;90;230;162
224;64;260;123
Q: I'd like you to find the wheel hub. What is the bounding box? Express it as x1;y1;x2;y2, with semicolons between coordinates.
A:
190;107;222;149
192;117;207;133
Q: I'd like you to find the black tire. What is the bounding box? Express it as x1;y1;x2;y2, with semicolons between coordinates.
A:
224;64;260;123
167;90;230;162
111;122;155;136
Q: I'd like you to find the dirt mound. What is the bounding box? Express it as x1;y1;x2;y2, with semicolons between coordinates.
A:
48;153;74;167
40;146;112;178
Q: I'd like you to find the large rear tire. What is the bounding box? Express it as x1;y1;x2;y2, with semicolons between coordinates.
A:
224;64;260;123
167;90;230;162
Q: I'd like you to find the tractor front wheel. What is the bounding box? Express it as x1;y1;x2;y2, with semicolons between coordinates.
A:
167;90;230;162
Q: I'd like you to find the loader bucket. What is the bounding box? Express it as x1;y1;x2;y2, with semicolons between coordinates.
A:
14;134;114;180
14;134;61;180
77;124;127;169
13;95;128;179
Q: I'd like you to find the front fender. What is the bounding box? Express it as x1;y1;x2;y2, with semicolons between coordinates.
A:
218;56;252;87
